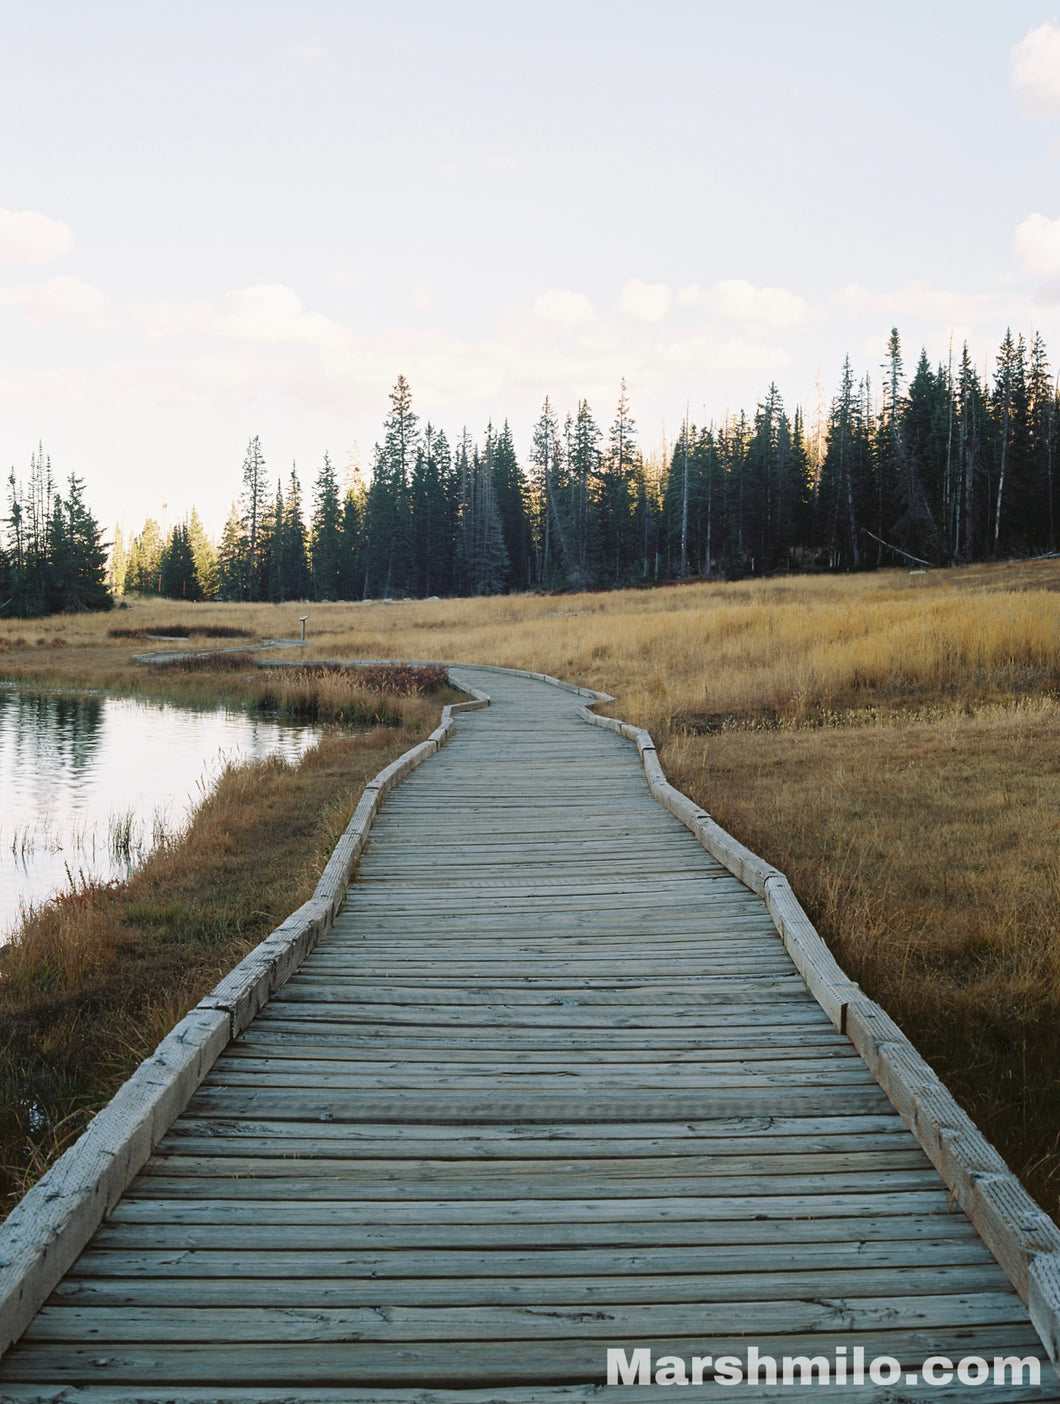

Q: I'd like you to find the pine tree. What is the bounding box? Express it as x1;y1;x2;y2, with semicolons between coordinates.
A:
894;350;942;562
217;503;248;601
632;451;663;581
259;480;285;602
16;445;56;614
123;518;165;595
461;428;508;595
789;409;815;554
311;453;343;600
187;508;219;600
107;524;128;595
567;402;601;585
454;428;474;595
817;358;868;566
240;435;267;600
0;536;10;614
991;330;1029;554
0;458;116;615
1027;331;1056;551
340;472;367;600
743;384;795;571
661;424;723;578
283;467;311;599
7;471;25;582
718;413;751;570
410;424;455;597
46;475;112;612
491;421;533;592
598;379;638;583
956;345;987;561
530;397;565;585
361;377;418;597
159;522;201;600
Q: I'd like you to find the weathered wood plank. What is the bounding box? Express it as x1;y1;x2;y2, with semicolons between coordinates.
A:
105;1187;961;1226
234;1019;844;1046
81;1218;986;1256
177;1086;896;1124
3;1326;1051;1386
24;1292;1030;1342
49;1272;1018;1317
3;661;1056;1393
222;1035;849;1060
148;1141;933;1179
126;1167;944;1200
4;1385;1060;1404
198;1064;875;1090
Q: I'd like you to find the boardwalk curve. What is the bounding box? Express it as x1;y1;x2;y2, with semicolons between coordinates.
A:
1;663;1058;1399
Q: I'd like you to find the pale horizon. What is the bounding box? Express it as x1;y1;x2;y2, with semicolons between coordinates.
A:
3;2;1060;538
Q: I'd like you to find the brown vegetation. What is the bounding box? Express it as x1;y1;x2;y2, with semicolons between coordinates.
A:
107;624;254;640
0;643;453;1213
0;724;442;1214
2;566;1060;1216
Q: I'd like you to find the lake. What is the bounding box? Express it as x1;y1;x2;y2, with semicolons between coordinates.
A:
0;688;321;939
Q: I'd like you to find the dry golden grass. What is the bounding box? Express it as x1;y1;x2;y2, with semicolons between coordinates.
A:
0;684;451;1215
4;563;1060;1214
664;706;1060;1215
7;562;1060;737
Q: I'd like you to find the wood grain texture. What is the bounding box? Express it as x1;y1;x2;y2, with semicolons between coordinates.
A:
2;662;1056;1397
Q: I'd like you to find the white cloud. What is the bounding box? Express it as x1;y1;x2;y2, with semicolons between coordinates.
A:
531;288;595;327
654;333;792;377
412;283;432;312
1012;21;1060;117
284;44;326;70
704;279;809;329
135;283;351;351
832;280;1001;324
0;208;74;263
0;276;107;323
114;354;273;409
213;285;348;348
617;278;673;322
0;365;98;409
1013;212;1060;279
0;275;805;443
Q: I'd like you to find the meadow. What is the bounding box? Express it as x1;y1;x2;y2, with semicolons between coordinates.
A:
2;559;1059;1216
0;650;455;1212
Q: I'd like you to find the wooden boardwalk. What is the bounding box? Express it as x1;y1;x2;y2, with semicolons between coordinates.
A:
2;665;1058;1400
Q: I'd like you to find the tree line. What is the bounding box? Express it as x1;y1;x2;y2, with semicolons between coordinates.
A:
4;324;1059;616
0;447;112;616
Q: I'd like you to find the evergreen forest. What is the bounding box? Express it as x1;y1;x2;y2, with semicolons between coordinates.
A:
1;448;112;616
4;326;1060;615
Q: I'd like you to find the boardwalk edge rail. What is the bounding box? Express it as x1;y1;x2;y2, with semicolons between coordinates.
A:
0;678;490;1359
578;700;1060;1368
4;658;1059;1369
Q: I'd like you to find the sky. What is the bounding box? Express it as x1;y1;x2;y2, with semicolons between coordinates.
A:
3;1;1060;539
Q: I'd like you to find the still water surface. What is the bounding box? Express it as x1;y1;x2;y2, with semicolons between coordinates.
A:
0;689;320;938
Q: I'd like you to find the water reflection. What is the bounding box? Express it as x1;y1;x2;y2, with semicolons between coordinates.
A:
0;689;320;939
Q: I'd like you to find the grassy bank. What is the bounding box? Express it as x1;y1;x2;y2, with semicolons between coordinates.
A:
0;657;454;1215
663;707;1060;1215
2;569;1060;1216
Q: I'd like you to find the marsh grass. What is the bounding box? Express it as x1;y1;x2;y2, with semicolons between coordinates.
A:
107;624;254;641
0;722;437;1214
662;705;1060;1216
4;566;1060;1214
